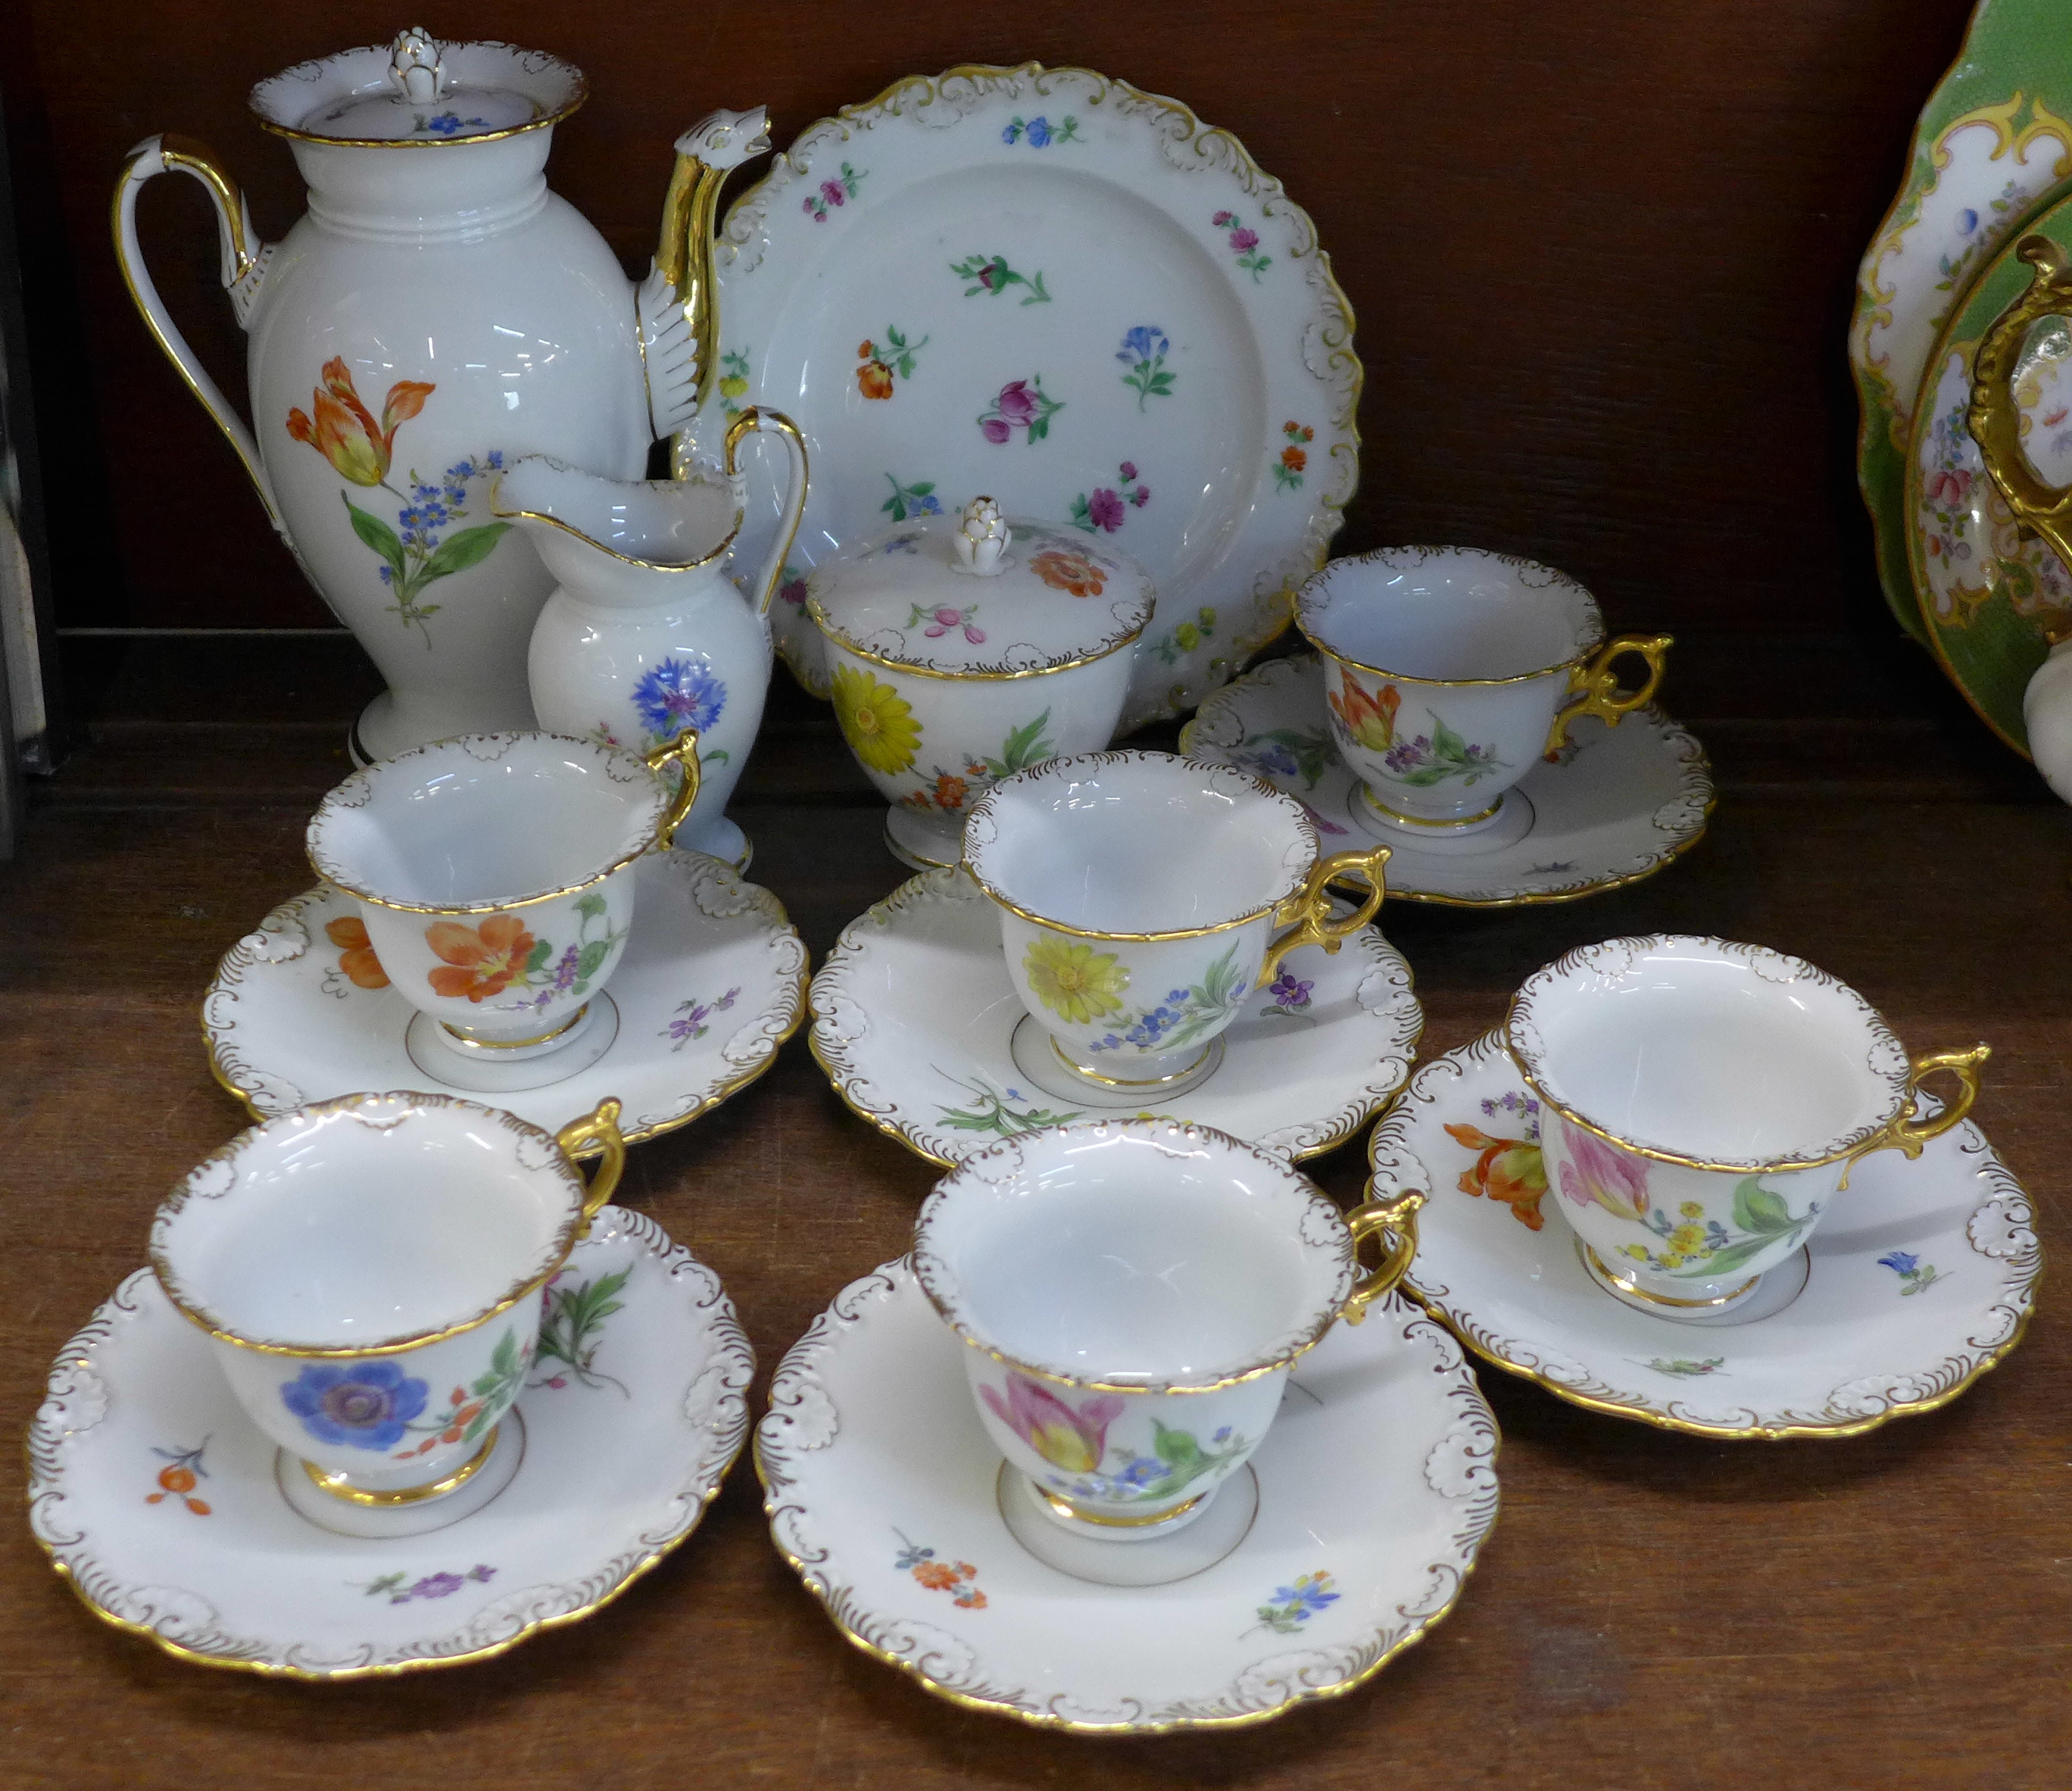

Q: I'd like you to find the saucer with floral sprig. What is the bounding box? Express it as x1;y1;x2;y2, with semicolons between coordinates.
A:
757;1257;1499;1733
204;848;808;1148
1368;1032;2042;1439
27;1207;754;1678
807;866;1422;1165
1178;654;1713;907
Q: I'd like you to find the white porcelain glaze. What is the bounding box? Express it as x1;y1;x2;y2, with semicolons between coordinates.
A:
812;506;1153;866
150;1092;609;1499
305;732;678;1059
503;411;809;866
1506;936;1988;1312
913;1120;1396;1535
1370;1031;2040;1438
703;62;1358;725
1180;654;1715;906
757;1258;1497;1730
962;750;1387;1088
30;1207;754;1676
205;849;807;1143
1296;547;1665;832
807;866;1421;1162
116;30;772;758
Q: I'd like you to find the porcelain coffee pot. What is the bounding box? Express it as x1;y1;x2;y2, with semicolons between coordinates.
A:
115;27;770;762
498;407;810;869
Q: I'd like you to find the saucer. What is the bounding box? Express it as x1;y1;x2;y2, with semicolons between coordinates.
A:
807;867;1422;1164
1368;1032;2042;1439
205;849;809;1150
757;1258;1499;1733
27;1206;755;1677
1178;655;1714;906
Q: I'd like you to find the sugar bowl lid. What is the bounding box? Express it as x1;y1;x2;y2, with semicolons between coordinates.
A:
251;29;586;145
804;498;1156;677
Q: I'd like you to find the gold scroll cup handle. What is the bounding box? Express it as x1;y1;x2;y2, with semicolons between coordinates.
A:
1545;633;1674;757
1837;1044;1989;1189
1340;1188;1425;1326
644;726;704;852
1256;842;1391;991
553;1097;627;1218
1967;236;2072;588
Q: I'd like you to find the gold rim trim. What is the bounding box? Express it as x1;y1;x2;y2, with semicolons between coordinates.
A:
28;1213;757;1681
1360;787;1505;829
440;1002;590;1051
150;1093;619;1358
302;1426;499;1506
1581;1246;1761;1309
1297;620;1593;689
488;488;744;573
202;877;811;1159
813;609;1147;682
250;48;588;150
306;734;673;917
1047;1036;1213;1088
1035;1484;1209;1528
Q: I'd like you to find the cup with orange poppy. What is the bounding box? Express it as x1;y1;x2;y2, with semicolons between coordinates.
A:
913;1116;1421;1540
961;750;1391;1101
1507;933;1989;1319
1294;546;1671;848
150;1091;623;1514
305;729;700;1089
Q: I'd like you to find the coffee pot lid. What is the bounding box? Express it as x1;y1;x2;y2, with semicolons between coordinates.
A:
251;29;585;145
805;498;1156;676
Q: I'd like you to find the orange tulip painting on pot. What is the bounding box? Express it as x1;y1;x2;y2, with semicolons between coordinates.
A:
286;358;512;646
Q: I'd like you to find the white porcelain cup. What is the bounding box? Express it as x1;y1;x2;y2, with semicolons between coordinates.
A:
150;1091;624;1506
306;729;699;1071
1506;935;1989;1317
1295;546;1671;837
913;1117;1422;1537
960;750;1390;1093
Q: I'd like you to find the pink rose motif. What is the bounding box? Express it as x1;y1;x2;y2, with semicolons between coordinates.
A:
1926;469;1973;506
779;576;808;608
981;417;1011;444
1119;460;1137;482
1212;210;1234;226
1228;226;1259;253
980;1373;1124;1474
1131;486;1150;507
1085;487;1126;532
819;179;846;209
994;380;1038;426
1557;1121;1651;1222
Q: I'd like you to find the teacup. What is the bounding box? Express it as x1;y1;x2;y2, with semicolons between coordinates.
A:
913;1116;1423;1537
1295;546;1671;843
960;750;1390;1098
150;1091;624;1507
306;729;699;1084
1506;934;1989;1318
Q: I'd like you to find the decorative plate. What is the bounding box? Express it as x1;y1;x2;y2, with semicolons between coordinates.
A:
757;1258;1499;1733
1908;183;2072;754
704;61;1359;727
204;849;809;1148
1851;0;2072;641
27;1206;754;1677
807;866;1422;1165
1179;655;1713;906
1369;1032;2041;1439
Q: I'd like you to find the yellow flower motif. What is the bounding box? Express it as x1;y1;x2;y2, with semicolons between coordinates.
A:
1668;1223;1706;1254
1022;934;1130;1024
1619;1244;1650;1262
831;663;922;776
1678;1201;1705;1219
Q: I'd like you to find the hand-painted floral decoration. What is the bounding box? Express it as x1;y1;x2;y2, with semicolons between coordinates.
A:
1273;420;1315;491
146;1441;212;1515
1116;326;1175;410
663;985;739;1051
981;1373;1124;1474
1638;1357;1727;1378
1249;1571;1339;1637
413;112;490;136
1212;209;1272;279
1070;460;1150;533
908;601;985;644
978;375;1064;445
424;894;626;1014
1877;1250;1942;1295
894;1532;987;1608
1150;606;1219;665
286;359;509;641
1236;726;1332;790
881;474;943;523
717;348;752;418
1085;942;1248;1055
1022;935;1131;1025
1027;547;1106;597
857;326;928;400
1558;1123;1652;1222
530;1267;632;1394
803;161;863;222
1329;672;1510;788
831;662;924;775
632;655;726;751
951;252;1051;304
1446;1091;1547;1231
1263;968;1315;1019
324;915;389;990
935;1072;1083;1139
279;1361;429;1452
392;1331;528;1460
359;1563;496;1603
1001;115;1079;146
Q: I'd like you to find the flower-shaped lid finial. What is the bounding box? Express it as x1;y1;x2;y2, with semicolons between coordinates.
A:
387;28;447;105
951;497;1010;576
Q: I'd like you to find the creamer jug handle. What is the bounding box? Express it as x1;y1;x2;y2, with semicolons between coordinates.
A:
723;407;810;626
114;134;286;535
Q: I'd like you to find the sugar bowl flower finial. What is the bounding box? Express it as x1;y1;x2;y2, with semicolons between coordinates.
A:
951;496;1009;576
388;28;447;104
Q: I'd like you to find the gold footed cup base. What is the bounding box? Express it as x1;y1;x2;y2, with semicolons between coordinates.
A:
404;993;622;1095
276;1409;529;1541
995;1463;1261;1586
1578;1240;1768;1322
1007;1014;1225;1107
1351;782;1537;856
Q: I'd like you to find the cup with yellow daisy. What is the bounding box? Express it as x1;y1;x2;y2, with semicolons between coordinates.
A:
963;750;1392;1099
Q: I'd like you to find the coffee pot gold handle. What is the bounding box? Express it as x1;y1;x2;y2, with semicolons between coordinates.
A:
724;407;811;622
113;135;285;536
1968;236;2072;573
1256;842;1390;989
